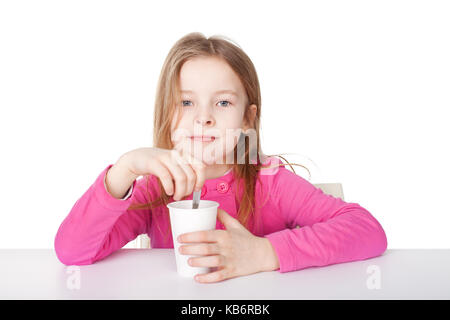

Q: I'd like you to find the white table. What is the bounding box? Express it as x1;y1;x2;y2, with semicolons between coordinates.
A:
1;249;449;299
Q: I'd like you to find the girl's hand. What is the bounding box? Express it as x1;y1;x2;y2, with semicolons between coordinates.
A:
177;208;280;283
120;147;207;200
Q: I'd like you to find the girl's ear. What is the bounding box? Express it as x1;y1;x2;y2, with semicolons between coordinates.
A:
243;104;258;130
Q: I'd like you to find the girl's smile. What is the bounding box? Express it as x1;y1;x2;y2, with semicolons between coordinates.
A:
189;135;217;142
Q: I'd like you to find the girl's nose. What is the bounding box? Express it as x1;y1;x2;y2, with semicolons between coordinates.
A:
195;118;214;126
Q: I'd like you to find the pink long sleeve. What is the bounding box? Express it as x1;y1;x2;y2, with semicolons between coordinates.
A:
55;157;388;273
54;164;151;265
264;167;388;273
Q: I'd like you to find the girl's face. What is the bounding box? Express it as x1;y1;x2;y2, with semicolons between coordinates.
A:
171;56;257;167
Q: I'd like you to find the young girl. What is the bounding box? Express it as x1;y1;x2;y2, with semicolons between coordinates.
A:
54;32;388;283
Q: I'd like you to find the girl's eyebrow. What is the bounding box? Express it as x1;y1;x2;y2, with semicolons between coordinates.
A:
181;89;238;97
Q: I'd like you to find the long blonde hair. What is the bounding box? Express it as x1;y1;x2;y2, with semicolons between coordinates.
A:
127;32;309;242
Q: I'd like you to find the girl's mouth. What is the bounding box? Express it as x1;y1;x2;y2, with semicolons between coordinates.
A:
189;136;217;142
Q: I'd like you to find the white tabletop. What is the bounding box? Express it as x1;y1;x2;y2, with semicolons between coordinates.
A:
1;249;449;299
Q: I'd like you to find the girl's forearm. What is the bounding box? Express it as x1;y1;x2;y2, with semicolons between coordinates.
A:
105;158;139;199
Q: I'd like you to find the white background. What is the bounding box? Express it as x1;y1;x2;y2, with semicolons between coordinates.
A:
0;0;449;249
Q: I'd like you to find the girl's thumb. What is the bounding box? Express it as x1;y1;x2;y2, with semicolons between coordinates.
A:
217;208;239;228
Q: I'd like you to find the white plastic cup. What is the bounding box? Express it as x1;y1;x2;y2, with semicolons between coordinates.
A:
167;199;219;277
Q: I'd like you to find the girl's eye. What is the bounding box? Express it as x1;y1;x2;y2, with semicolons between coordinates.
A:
217;100;231;107
181;100;232;107
182;100;193;107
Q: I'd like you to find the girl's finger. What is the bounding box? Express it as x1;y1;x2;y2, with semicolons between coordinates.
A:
189;254;226;268
161;154;187;201
173;152;197;197
182;152;206;192
150;159;174;196
179;243;220;256
195;266;229;283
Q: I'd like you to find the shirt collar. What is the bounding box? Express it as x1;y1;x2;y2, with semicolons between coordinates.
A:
203;167;235;192
202;156;282;192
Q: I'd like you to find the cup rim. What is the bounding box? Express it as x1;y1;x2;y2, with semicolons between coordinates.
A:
167;199;219;211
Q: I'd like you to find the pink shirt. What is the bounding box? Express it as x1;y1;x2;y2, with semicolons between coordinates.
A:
54;157;388;273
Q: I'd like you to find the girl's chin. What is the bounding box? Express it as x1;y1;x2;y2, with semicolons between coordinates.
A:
200;157;217;166
174;142;235;166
